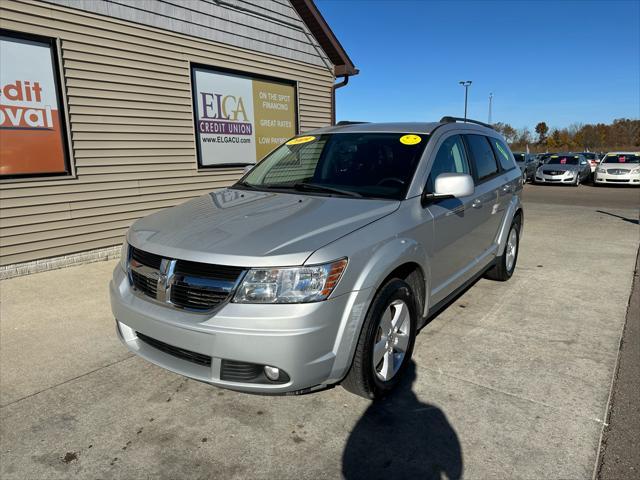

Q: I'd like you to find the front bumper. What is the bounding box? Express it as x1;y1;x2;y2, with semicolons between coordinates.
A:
594;171;640;185
109;265;373;394
534;172;578;184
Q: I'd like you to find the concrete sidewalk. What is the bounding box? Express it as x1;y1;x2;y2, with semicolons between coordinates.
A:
1;197;638;479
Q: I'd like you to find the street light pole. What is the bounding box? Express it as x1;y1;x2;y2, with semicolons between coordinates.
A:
488;92;493;125
459;80;472;121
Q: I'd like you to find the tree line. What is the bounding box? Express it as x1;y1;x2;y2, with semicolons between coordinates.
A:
492;118;640;153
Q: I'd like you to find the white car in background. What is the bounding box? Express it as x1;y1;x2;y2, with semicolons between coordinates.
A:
594;153;640;186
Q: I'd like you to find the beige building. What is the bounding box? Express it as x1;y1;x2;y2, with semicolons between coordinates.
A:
0;0;357;277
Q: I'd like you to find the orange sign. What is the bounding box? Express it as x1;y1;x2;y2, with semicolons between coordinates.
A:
0;33;69;177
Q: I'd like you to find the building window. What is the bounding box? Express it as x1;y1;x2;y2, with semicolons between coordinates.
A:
0;30;71;179
191;65;297;168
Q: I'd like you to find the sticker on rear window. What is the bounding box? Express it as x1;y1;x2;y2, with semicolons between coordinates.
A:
286;136;316;146
495;142;509;159
399;134;422;145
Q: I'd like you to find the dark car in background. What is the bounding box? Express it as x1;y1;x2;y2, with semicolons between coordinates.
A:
578;152;601;174
513;153;537;183
534;153;591;186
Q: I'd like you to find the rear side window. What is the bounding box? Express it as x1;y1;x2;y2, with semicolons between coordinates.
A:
492;138;517;171
426;134;470;192
465;134;499;181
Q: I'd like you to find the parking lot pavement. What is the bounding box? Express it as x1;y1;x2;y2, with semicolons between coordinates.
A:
1;187;638;479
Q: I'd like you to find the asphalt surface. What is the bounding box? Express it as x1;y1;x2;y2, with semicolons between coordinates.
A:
523;181;640;209
1;183;638;479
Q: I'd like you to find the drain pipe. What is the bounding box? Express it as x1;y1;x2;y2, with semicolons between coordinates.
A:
331;75;349;125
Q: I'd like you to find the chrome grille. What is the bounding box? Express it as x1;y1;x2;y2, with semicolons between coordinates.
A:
128;247;244;311
131;247;162;269
607;169;629;175
131;269;158;297
544;170;564;176
170;281;230;310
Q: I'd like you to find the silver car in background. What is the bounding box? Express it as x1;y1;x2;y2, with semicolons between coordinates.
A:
110;117;524;399
594;152;640;186
534;153;591;186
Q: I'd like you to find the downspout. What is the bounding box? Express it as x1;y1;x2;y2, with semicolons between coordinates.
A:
331;75;350;125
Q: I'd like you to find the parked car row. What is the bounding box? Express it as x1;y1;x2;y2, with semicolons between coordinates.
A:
513;151;640;187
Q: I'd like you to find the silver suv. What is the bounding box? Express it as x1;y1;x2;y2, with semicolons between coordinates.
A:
110;117;523;399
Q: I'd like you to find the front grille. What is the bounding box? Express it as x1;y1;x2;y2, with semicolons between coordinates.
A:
131;269;158;297
131;247;162;269
170;281;230;310
544;170;564;176
128;247;244;311
607;169;630;175
606;179;630;183
175;260;244;282
136;331;212;367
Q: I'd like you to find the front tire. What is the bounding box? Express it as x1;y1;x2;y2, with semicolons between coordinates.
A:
342;279;417;399
486;214;521;281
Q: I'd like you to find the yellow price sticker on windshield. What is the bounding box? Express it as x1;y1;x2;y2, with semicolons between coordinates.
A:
286;136;316;146
399;134;422;145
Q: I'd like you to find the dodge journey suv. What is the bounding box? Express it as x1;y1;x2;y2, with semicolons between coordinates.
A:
110;117;523;399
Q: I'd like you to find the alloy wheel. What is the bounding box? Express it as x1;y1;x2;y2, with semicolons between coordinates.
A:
372;299;411;381
506;227;518;272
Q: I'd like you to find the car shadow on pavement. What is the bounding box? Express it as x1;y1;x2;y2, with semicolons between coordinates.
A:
596;210;640;225
342;361;463;480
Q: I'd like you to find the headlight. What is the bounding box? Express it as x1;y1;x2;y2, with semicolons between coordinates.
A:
565;170;575;176
596;167;606;173
120;240;129;272
233;258;347;303
631;167;640;174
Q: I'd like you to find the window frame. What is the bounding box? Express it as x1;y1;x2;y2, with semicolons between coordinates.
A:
463;134;502;184
0;29;73;181
424;133;472;193
488;136;517;173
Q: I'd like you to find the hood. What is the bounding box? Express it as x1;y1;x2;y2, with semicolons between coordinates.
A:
128;188;399;267
542;164;579;172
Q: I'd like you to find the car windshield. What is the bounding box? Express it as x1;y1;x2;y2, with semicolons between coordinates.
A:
547;155;579;165
513;153;525;163
603;154;640;164
236;133;429;200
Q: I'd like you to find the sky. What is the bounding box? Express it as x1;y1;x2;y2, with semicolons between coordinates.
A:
316;0;640;131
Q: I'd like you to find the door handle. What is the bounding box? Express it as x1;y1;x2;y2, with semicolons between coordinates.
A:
472;199;482;208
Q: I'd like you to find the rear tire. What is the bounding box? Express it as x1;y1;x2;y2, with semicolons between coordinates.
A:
341;279;417;399
485;214;521;282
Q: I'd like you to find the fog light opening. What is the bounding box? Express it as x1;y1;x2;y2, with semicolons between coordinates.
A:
264;365;280;381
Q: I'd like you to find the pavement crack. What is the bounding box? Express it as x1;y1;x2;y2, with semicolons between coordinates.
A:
0;354;135;409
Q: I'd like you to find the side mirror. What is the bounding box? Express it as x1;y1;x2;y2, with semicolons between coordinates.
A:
243;164;254;175
422;173;474;206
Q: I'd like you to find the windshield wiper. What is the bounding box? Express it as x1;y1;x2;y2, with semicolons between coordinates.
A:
292;183;363;198
234;180;259;190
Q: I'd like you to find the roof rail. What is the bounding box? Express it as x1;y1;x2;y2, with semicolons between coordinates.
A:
439;116;494;130
335;121;370;126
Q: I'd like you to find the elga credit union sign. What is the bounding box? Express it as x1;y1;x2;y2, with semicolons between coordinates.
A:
0;32;70;178
192;66;297;167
